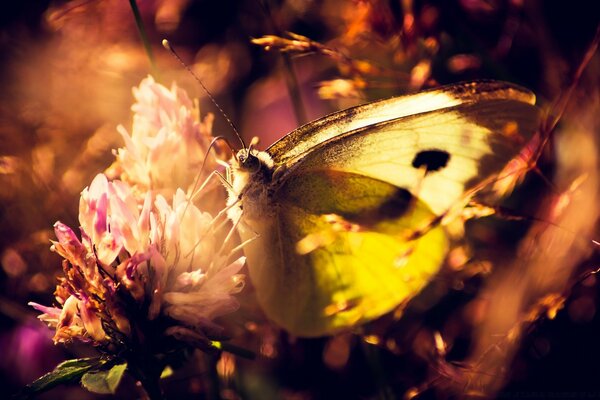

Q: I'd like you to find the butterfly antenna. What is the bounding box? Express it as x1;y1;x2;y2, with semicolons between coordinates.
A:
162;39;247;149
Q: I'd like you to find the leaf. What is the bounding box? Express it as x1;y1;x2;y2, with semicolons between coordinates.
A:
81;362;127;394
17;357;104;399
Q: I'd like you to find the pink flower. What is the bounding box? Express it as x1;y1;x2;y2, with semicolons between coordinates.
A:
31;173;244;347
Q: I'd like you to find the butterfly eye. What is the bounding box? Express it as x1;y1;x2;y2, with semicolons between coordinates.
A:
238;151;261;172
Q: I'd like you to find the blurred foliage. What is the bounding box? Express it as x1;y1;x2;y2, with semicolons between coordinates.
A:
0;0;599;399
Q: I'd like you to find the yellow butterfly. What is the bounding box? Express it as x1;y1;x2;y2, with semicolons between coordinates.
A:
225;81;540;337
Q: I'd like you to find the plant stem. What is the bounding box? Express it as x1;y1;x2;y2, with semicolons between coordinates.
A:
259;0;307;126
281;54;308;126
128;0;158;75
210;340;256;360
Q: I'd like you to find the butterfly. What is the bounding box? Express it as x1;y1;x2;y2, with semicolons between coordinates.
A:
224;80;540;337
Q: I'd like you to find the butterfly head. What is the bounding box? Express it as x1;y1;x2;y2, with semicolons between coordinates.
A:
227;148;276;220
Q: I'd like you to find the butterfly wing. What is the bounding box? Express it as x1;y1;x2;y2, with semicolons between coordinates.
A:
240;82;540;337
267;80;536;168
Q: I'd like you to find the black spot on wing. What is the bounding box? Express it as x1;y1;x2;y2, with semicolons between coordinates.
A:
412;150;450;172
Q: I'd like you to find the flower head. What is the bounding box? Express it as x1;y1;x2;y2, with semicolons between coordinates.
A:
30;173;244;349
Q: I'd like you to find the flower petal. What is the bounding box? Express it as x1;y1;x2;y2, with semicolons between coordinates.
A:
79;295;107;342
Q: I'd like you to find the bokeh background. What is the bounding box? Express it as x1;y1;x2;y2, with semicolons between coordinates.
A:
1;0;600;399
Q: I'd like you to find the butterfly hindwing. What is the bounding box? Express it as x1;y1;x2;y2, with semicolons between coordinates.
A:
237;170;447;336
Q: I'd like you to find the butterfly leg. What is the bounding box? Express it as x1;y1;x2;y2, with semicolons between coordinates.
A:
189;169;232;203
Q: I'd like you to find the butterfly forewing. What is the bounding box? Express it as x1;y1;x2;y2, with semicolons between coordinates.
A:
267;80;536;167
273;98;540;215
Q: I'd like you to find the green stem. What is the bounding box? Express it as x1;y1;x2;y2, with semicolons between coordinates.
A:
128;0;158;75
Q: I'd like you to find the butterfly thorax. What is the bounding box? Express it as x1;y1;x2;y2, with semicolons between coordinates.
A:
227;148;277;221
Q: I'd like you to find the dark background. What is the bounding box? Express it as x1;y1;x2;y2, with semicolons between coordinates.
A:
1;1;599;399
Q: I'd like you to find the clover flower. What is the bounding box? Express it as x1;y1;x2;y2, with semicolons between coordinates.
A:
107;75;219;198
25;75;246;398
30;173;244;349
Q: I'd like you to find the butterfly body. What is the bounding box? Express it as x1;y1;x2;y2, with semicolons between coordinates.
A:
226;81;540;337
